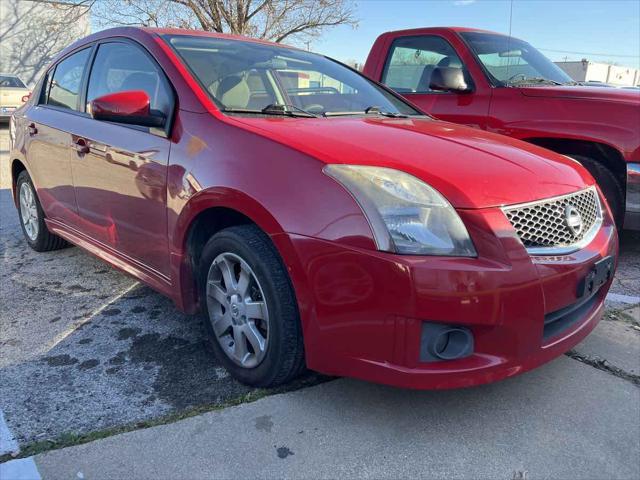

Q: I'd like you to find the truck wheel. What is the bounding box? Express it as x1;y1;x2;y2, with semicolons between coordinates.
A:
16;171;68;252
568;155;624;229
198;224;305;387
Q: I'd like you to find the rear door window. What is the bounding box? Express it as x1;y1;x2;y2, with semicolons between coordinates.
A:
46;48;91;110
382;36;463;93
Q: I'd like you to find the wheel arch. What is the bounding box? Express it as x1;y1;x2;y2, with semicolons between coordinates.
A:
524;137;627;196
10;158;29;205
171;187;304;315
174;187;287;254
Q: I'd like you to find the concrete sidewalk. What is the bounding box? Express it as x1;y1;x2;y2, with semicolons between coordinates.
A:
8;356;639;480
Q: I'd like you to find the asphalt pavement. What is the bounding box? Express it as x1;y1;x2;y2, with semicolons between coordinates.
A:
28;359;640;479
1;125;639;479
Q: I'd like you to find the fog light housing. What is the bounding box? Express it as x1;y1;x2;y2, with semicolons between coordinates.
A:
420;322;474;362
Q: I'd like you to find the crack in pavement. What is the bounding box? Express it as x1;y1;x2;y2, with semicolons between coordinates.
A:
565;350;640;386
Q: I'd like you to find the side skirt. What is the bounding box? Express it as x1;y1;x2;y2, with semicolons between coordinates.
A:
45;218;182;308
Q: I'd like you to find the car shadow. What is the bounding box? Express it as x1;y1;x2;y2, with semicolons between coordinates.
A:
0;187;324;447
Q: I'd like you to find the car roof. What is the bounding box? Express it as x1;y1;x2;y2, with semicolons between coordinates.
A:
140;27;294;47
50;26;305;69
382;26;505;36
67;26;297;52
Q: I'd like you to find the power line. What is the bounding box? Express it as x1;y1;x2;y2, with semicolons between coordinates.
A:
538;48;639;58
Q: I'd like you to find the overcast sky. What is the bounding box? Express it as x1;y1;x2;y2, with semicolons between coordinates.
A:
312;0;640;68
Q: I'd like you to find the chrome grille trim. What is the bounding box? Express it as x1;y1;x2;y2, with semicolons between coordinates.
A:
502;187;603;255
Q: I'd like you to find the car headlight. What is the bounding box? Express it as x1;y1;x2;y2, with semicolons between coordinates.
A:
324;165;476;256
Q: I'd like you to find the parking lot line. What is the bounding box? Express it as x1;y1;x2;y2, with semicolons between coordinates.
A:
0;457;42;480
45;282;139;351
0;409;19;456
606;292;640;305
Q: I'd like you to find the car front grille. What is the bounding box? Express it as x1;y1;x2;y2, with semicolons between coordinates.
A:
502;187;602;254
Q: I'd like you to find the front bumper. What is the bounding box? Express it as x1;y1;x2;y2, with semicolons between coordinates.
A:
624;163;640;230
284;205;618;389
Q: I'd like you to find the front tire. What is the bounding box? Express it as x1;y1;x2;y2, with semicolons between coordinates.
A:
568;155;625;229
16;171;68;252
198;224;305;387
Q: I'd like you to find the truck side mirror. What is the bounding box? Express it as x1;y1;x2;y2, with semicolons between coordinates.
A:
429;67;472;93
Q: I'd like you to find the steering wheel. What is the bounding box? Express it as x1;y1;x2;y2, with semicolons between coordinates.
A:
304;104;325;114
507;73;526;82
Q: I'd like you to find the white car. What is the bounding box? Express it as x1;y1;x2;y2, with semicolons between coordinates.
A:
0;74;30;121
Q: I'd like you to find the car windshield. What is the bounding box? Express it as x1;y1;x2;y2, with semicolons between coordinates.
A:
165;35;421;117
460;32;574;86
0;75;26;88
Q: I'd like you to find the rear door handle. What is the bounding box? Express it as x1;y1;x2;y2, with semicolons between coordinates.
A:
74;138;90;155
28;123;37;135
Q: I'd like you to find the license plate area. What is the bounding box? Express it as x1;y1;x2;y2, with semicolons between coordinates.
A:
543;255;614;342
576;255;614;299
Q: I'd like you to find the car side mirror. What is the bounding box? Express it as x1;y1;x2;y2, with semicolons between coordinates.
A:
429;67;472;93
90;90;165;128
21;92;31;103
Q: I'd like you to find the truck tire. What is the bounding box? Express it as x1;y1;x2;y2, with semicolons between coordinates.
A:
568;154;625;229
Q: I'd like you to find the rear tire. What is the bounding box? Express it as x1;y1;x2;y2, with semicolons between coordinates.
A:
16;171;68;252
568;154;625;229
198;224;305;387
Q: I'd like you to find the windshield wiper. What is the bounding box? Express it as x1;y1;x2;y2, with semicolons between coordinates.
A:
507;77;563;86
324;106;408;118
262;104;319;117
221;104;318;118
365;106;409;117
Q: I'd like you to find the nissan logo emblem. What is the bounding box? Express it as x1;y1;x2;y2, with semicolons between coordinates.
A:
564;204;583;236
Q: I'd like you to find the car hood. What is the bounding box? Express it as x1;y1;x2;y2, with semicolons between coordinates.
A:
519;85;640;104
230;115;593;209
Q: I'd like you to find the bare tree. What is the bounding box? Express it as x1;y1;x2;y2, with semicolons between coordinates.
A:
93;0;358;44
0;0;93;85
92;0;195;28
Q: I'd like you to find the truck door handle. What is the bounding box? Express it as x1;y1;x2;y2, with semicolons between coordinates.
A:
28;123;38;135
74;138;90;155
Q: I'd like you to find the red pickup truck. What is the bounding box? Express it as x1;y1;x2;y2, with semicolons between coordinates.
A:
364;27;640;230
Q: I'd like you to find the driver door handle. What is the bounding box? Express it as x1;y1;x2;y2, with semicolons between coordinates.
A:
74;138;90;155
28;123;37;135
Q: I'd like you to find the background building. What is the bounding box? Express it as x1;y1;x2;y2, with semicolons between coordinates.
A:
555;59;640;87
0;0;90;87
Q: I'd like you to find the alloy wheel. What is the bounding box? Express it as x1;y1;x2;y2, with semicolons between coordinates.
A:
205;252;269;368
19;182;39;241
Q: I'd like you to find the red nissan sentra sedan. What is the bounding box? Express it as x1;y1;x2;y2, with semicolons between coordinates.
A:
9;27;618;389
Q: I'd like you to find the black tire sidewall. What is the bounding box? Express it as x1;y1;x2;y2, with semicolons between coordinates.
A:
197;225;302;387
568;154;625;228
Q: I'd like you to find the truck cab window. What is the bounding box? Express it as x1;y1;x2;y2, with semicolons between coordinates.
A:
382;36;464;93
